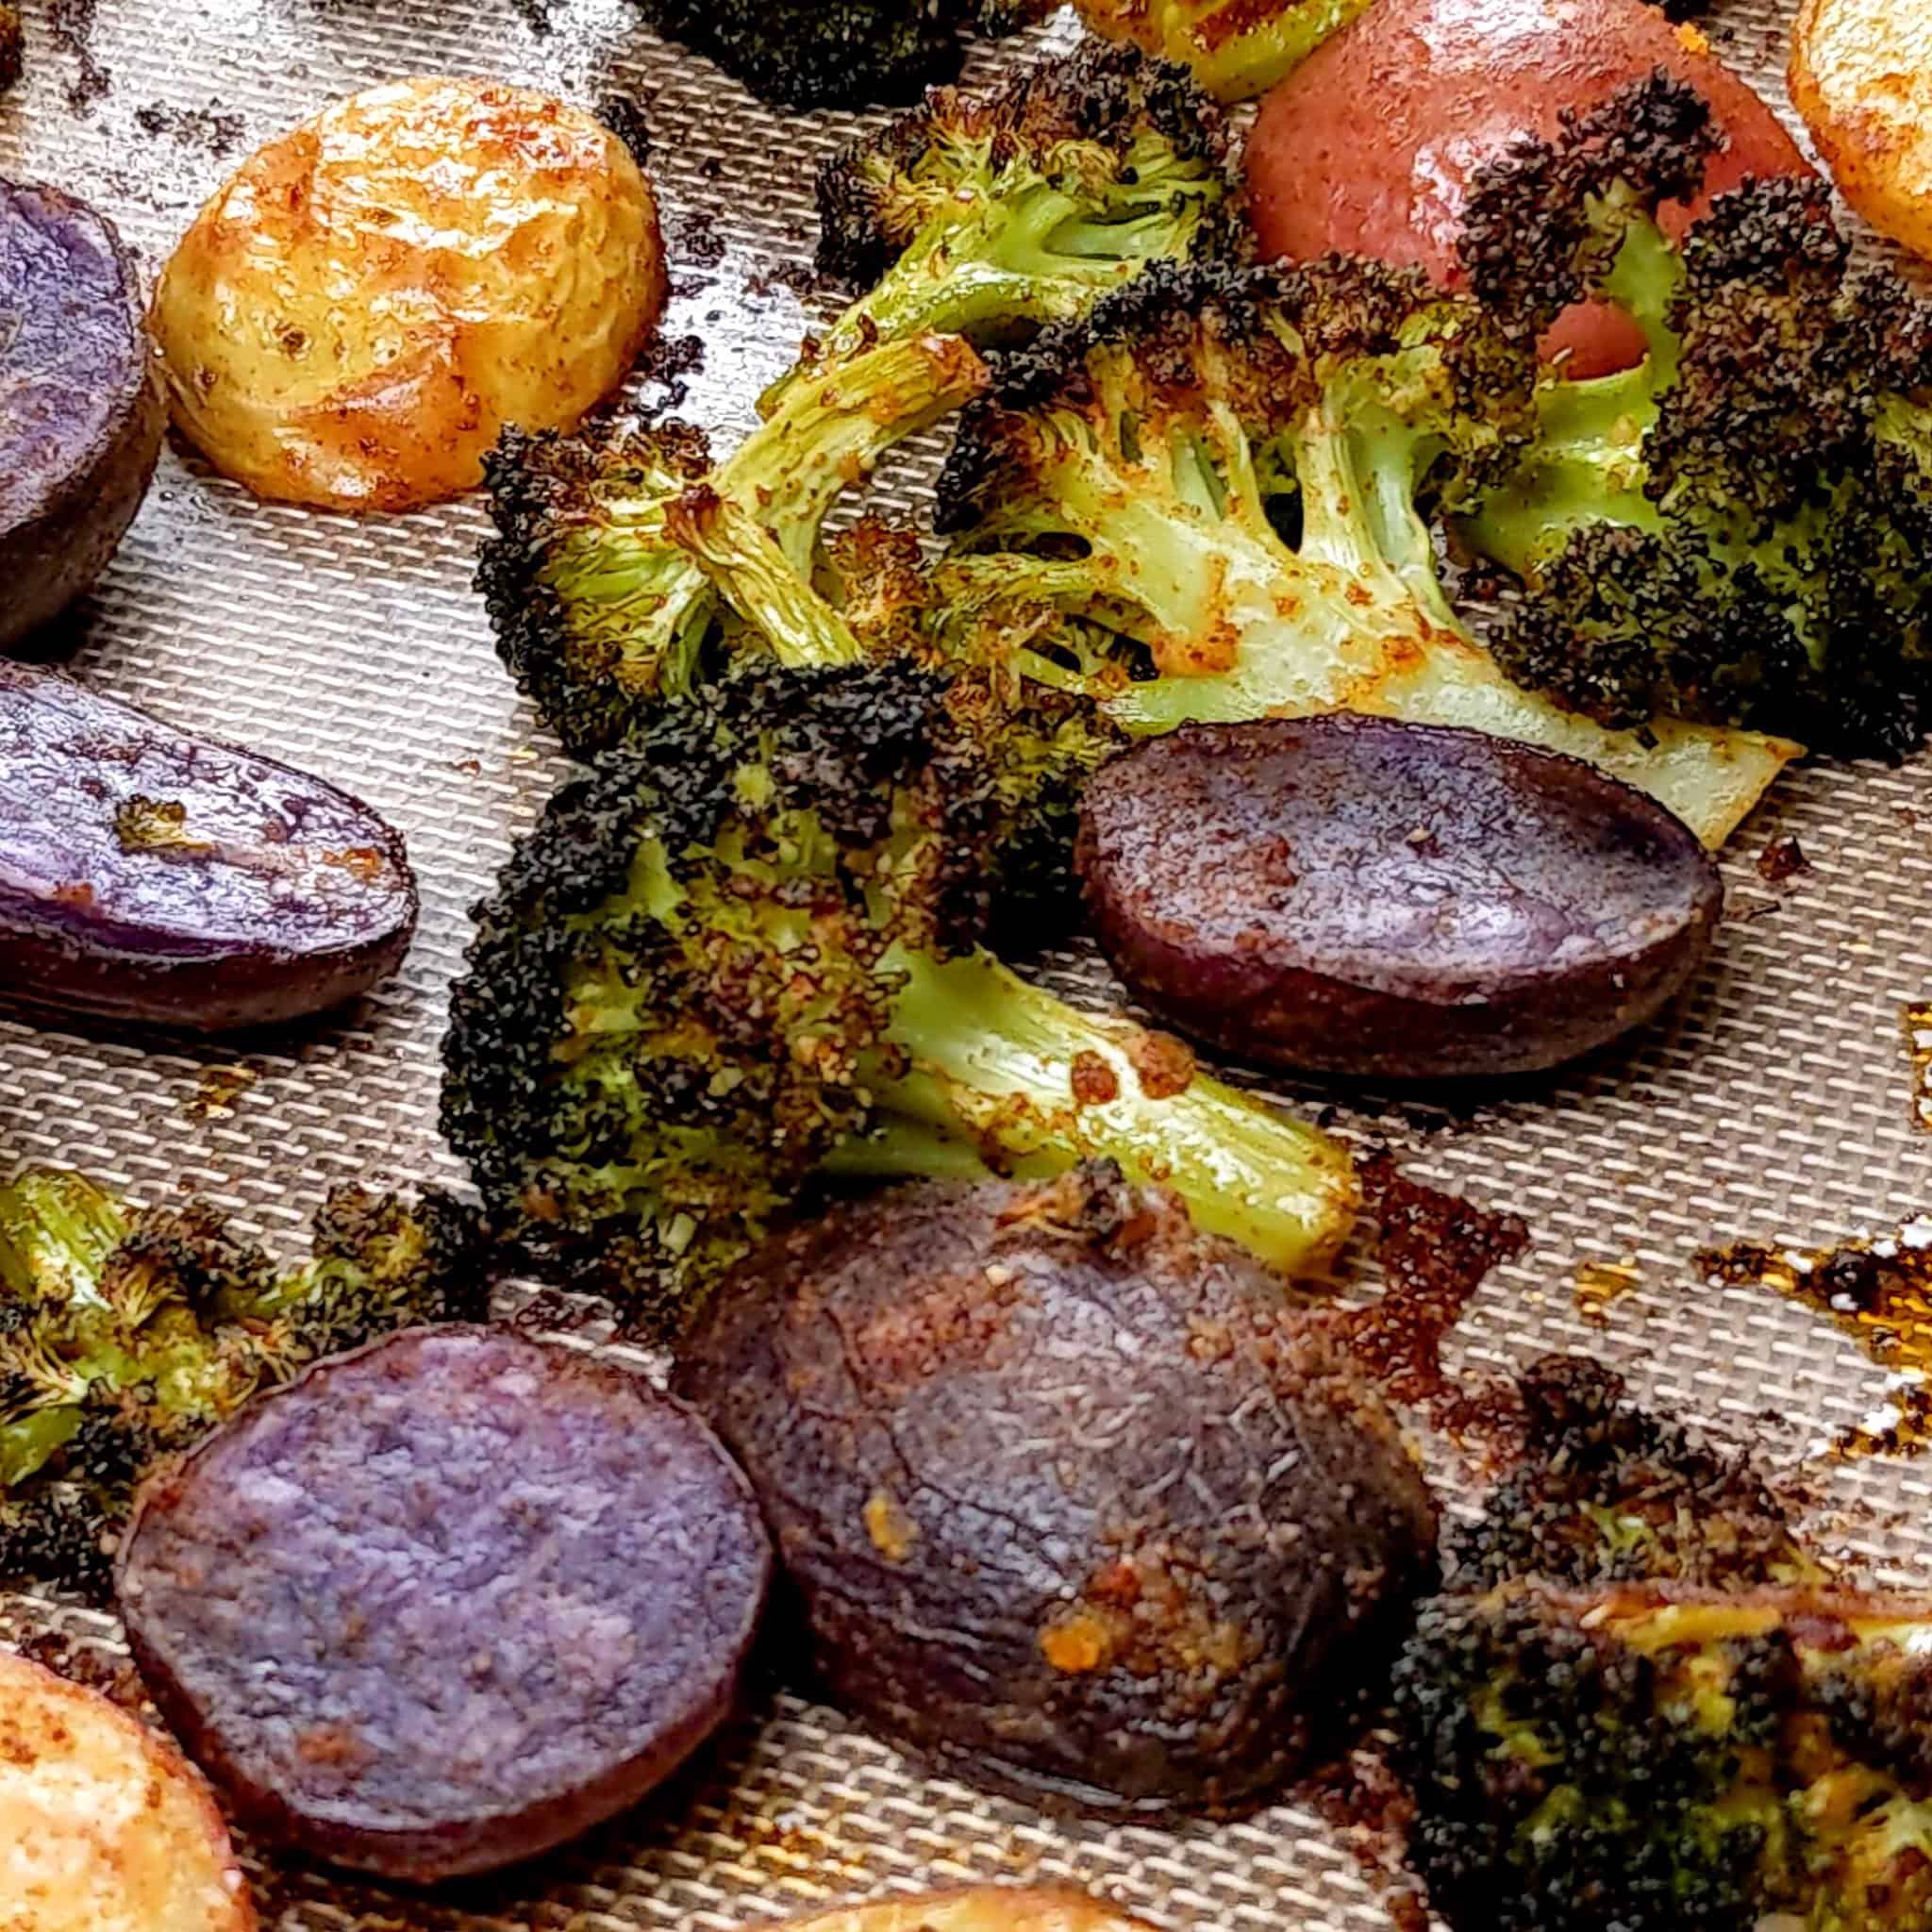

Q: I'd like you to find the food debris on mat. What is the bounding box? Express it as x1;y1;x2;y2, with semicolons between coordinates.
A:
0;1645;257;1930
117;1327;772;1881
675;1166;1438;1818
1573;1256;1642;1325
1907;1000;1932;1130
757;1891;1165;1932
152;77;668;511
0;7;21;97
1757;834;1811;883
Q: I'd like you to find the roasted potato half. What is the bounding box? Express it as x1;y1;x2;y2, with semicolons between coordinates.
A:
1791;0;1932;262
765;1889;1162;1932
0;1647;256;1930
152;77;667;512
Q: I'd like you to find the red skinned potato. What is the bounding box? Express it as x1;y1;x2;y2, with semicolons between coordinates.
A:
0;178;164;650
1077;715;1724;1081
118;1327;774;1883
0;662;416;1032
1245;0;1811;377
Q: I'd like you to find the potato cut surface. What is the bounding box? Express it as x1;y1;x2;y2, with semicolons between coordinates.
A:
0;1648;255;1932
152;76;666;511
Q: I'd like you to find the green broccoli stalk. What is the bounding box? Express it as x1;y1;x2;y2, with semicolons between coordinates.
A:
440;655;1356;1341
478;330;986;758
774;39;1242;408
935;254;1793;847
1455;73;1932;760
0;1170;490;1600
1393;1581;1932;1932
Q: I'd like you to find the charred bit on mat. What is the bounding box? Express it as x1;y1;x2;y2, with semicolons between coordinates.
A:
1338;1153;1530;1435
47;0;108;110
0;6;22;97
1574;1256;1641;1326
1301;1742;1430;1932
675;208;726;272
1756;835;1810;884
595;92;652;171
1701;1226;1932;1457
133;101;245;157
1903;1000;1932;1133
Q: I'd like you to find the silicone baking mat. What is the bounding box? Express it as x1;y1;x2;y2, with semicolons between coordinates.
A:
2;0;1928;1924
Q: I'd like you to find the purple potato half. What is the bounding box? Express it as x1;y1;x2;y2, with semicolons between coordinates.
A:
0;660;417;1031
1077;714;1724;1081
0;176;165;650
118;1326;774;1883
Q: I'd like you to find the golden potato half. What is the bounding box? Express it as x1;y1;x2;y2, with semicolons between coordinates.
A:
1792;0;1932;262
153;76;667;511
764;1887;1163;1932
0;1648;255;1931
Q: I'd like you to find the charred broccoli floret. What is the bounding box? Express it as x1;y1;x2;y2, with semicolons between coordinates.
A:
936;253;1790;846
1451;1355;1822;1592
0;1168;491;1600
794;39;1242;393
630;0;1053;110
1394;1582;1932;1932
440;654;1357;1341
1457;74;1932;760
477;332;985;755
1072;0;1375;102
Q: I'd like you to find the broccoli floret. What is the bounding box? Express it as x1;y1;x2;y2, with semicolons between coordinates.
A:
936;252;1791;846
1073;0;1377;102
440;653;1357;1341
1457;73;1932;761
1450;1355;1822;1592
0;1168;491;1600
477;332;986;757
797;39;1242;391
1393;1582;1932;1932
631;0;1054;110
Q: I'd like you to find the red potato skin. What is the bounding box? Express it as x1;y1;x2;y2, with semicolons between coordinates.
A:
1246;0;1812;376
1076;715;1724;1081
0;178;165;648
118;1327;774;1883
0;661;417;1032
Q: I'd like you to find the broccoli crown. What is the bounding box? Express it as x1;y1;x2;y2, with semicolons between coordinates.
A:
1074;0;1379;103
633;0;1052;111
441;651;1357;1335
0;1170;491;1600
476;332;987;758
804;40;1242;380
1457;74;1932;760
1449;1355;1821;1593
1394;1583;1932;1932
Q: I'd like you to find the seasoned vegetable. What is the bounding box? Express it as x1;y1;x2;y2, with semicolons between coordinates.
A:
632;0;1054;110
1394;1582;1932;1932
0;1647;256;1931
1074;0;1375;101
937;257;1794;847
0;178;163;649
153;78;666;511
0;662;417;1032
1791;0;1932;265
763;1891;1163;1932
1077;716;1723;1079
441;655;1357;1338
1245;0;1811;377
675;1167;1438;1819
119;1327;772;1883
1457;75;1932;762
0;1167;489;1600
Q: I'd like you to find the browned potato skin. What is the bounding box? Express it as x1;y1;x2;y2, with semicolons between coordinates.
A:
1078;716;1724;1081
152;78;667;512
675;1170;1439;1822
0;179;164;650
1792;0;1932;263
0;1648;256;1931
763;1888;1162;1932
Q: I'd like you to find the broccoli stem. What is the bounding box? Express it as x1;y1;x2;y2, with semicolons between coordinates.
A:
0;1171;127;1310
825;944;1360;1276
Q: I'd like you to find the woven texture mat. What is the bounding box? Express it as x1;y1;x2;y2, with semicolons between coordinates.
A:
1;0;1927;1924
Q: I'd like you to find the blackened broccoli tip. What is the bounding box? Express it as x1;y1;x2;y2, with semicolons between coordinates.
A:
439;651;1354;1339
632;0;1049;112
0;1168;492;1600
1457;73;1932;762
1449;1353;1820;1593
807;40;1243;365
1394;1580;1932;1932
